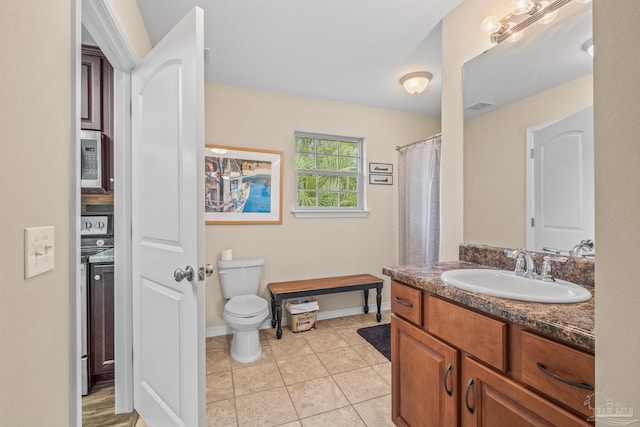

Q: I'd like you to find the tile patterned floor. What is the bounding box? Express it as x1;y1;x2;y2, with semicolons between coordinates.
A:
134;310;392;427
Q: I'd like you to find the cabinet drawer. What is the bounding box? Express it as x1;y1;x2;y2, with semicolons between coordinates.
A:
520;331;594;418
427;297;507;372
391;281;422;326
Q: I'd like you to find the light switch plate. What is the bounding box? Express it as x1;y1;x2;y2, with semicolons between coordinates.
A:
24;226;55;279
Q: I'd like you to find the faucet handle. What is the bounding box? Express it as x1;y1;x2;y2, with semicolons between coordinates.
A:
504;249;520;259
541;255;567;282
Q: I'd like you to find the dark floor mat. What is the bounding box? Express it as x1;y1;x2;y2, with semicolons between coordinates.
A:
357;323;391;361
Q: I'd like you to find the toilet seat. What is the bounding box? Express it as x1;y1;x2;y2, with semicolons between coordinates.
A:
224;295;268;318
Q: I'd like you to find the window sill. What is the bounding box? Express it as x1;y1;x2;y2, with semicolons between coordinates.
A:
291;209;370;218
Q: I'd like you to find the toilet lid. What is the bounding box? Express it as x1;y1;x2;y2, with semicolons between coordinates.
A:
225;295;269;318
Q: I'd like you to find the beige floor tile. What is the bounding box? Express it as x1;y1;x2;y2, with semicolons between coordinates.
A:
316;347;368;375
265;325;310;342
268;335;315;361
353;394;394;427
235;386;298;427
277;353;330;385
207;335;231;351
276;422;302;427
332;367;390;404
287;376;350;419
206;370;234;403
206;398;238;427
135;418;148;427
302;329;350;353
207;347;232;375
371;362;391;385
232;362;284;397
230;345;275;370
300;406;366;427
334;327;369;346
351;343;389;365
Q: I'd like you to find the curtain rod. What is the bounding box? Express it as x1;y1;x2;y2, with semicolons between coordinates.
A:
395;132;442;151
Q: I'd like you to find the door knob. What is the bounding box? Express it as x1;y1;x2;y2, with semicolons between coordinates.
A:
198;264;214;281
174;265;194;282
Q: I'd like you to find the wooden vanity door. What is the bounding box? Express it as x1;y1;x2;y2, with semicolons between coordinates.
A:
460;356;591;427
391;315;458;427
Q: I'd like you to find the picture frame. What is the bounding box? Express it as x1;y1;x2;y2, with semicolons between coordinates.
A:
368;162;393;174
369;174;393;185
205;145;283;224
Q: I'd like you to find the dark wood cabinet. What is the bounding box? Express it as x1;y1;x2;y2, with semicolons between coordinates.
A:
391;315;458;427
81;46;114;194
89;263;115;383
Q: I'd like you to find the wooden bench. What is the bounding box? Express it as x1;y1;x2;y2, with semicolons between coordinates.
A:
268;274;384;339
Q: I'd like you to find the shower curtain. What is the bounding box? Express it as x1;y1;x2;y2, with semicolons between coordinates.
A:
398;138;441;265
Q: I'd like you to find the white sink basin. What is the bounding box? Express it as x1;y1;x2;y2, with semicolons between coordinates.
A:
440;269;592;303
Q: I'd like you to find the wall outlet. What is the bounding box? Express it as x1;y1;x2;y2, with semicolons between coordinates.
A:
24;226;55;279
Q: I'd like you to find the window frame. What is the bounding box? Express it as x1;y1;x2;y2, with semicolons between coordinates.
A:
293;131;369;218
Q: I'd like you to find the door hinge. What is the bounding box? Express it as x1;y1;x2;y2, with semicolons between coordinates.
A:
530;148;535;159
531;218;535;227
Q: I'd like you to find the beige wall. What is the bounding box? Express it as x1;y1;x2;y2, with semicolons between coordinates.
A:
204;83;439;327
0;1;71;425
107;0;152;60
440;0;503;260
464;75;593;248
594;0;640;418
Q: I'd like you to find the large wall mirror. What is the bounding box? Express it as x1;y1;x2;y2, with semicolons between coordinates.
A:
462;0;594;257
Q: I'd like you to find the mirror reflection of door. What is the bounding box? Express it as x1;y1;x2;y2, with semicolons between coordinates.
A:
526;106;594;253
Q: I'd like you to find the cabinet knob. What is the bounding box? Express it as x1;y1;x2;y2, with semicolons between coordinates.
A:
94;274;101;281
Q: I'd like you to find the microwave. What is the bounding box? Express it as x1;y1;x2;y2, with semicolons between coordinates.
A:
80;130;102;189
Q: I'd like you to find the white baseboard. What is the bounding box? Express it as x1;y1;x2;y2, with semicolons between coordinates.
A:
205;301;391;338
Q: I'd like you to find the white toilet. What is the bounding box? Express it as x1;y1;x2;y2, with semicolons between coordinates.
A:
218;258;269;363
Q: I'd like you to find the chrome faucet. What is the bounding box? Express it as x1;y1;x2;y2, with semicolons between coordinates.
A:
504;249;537;279
540;255;568;282
570;240;595;258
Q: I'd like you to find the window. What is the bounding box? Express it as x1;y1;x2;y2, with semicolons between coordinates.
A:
294;132;367;217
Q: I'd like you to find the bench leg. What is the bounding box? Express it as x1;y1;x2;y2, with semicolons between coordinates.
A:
276;298;283;339
376;285;382;322
363;289;370;314
270;293;277;328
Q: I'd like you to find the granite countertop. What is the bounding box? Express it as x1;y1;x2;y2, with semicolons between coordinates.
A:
88;248;114;263
382;261;595;352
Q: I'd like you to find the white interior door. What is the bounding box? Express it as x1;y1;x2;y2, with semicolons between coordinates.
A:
131;7;205;427
527;106;594;252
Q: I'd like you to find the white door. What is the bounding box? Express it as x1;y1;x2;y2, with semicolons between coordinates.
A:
131;7;205;427
527;106;594;253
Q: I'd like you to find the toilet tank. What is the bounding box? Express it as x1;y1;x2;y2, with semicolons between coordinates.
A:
217;258;264;298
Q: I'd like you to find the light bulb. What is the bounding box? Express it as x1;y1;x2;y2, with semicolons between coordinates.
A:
481;16;502;34
505;22;525;43
537;1;558;25
510;0;535;16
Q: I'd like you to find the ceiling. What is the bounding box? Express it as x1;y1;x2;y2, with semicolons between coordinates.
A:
134;0;464;116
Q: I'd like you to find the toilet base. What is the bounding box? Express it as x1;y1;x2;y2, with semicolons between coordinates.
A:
229;328;263;363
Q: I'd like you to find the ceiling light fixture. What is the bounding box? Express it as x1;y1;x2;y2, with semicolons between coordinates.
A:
481;0;579;44
400;72;433;95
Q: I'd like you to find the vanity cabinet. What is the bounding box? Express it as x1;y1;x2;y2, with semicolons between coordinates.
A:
391;280;593;427
392;315;458;427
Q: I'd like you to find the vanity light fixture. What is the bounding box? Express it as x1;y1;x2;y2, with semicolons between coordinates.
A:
400;71;433;95
481;0;576;44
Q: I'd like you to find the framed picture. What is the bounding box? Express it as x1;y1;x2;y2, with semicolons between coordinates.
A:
205;145;283;224
369;162;393;174
369;174;393;185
